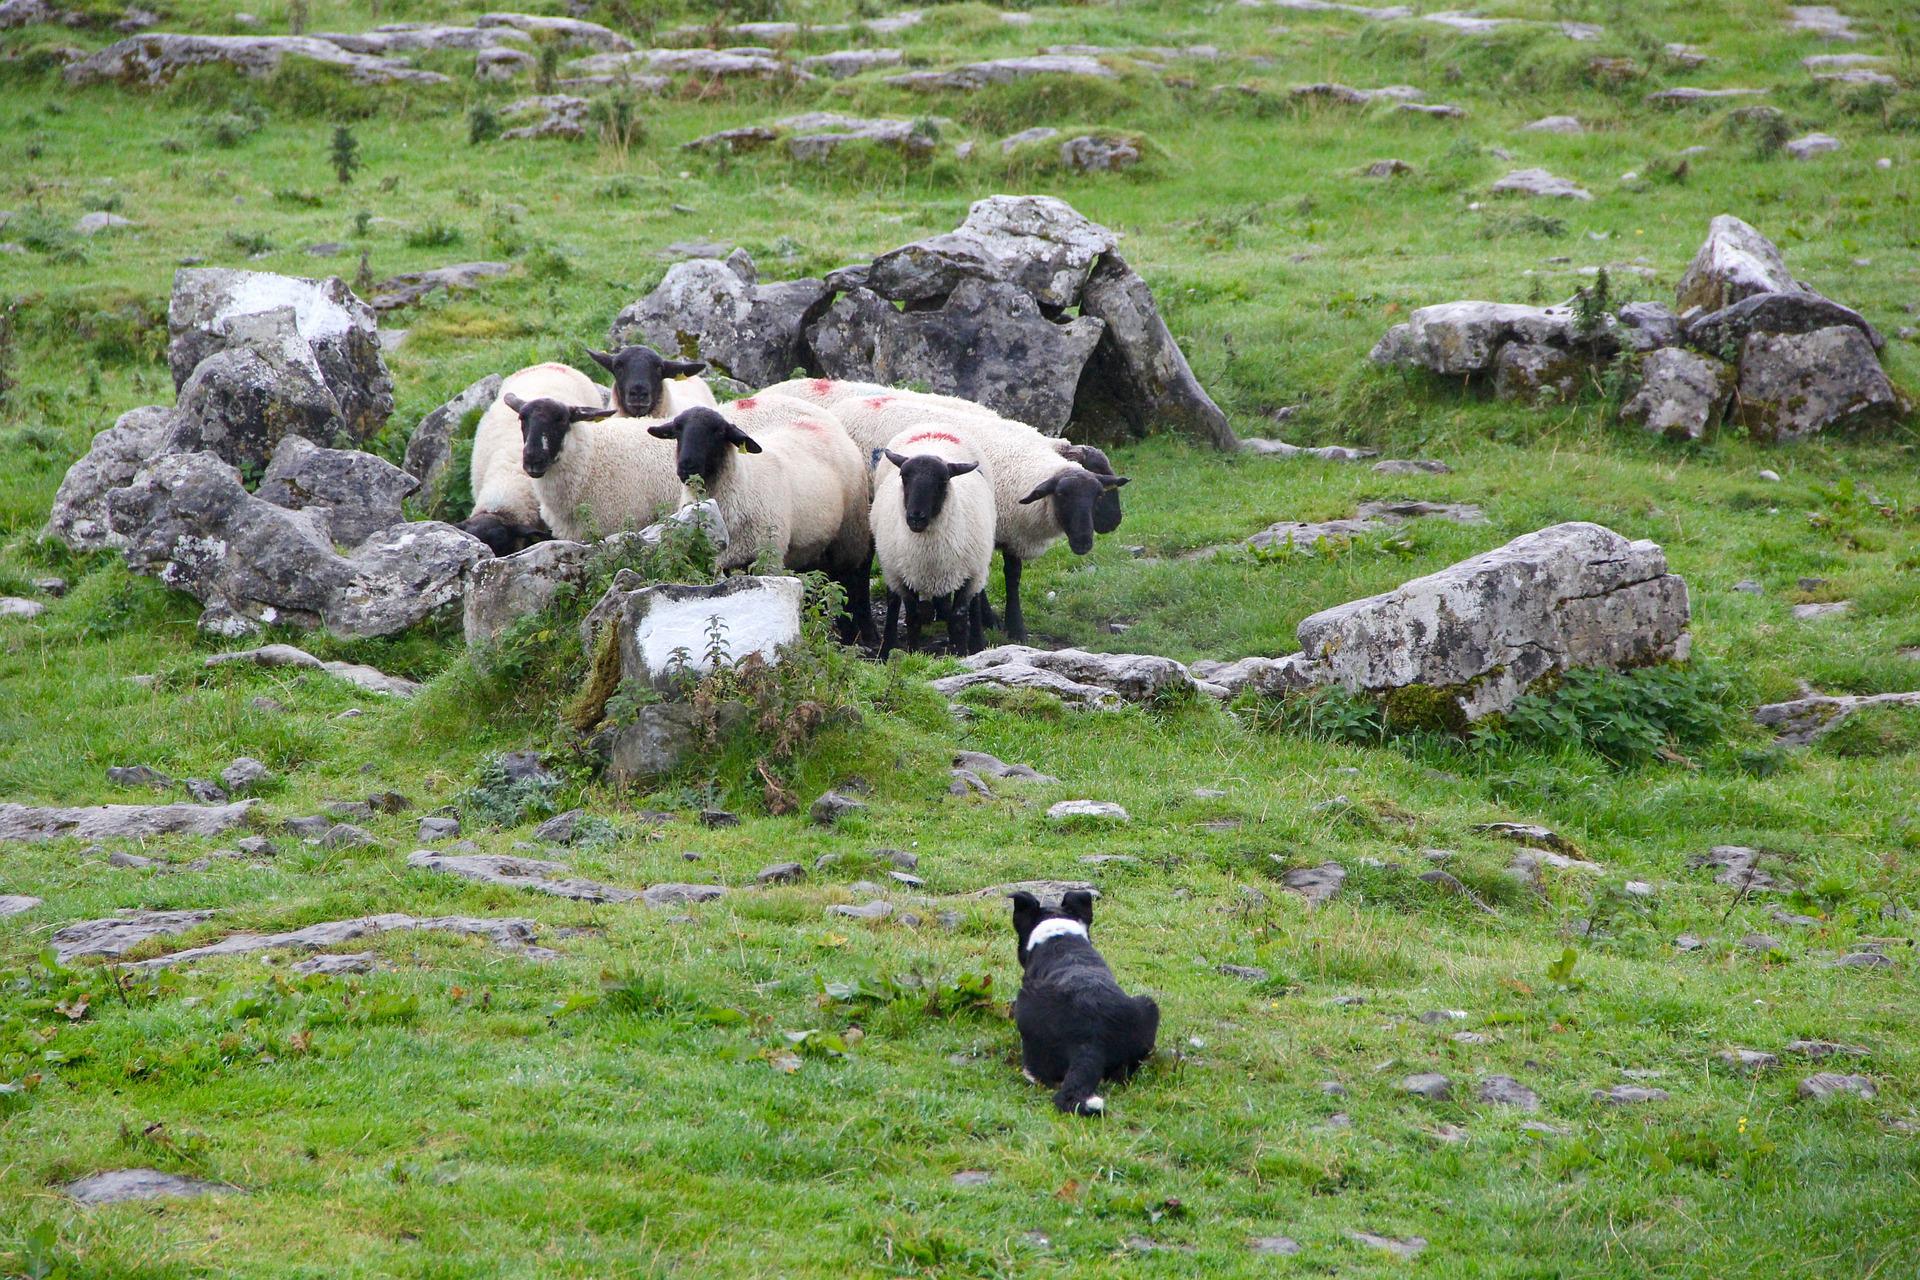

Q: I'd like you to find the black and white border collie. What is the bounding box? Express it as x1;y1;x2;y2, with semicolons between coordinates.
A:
1010;890;1159;1115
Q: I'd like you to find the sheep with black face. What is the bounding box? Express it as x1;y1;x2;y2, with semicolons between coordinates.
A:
461;361;602;556
871;428;994;656
585;344;714;419
500;392;684;543
647;395;875;643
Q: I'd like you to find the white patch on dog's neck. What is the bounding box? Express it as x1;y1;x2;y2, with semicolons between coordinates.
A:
1025;918;1089;952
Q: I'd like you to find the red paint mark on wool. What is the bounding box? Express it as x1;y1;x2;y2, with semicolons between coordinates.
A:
902;430;962;446
733;397;758;411
810;378;836;394
864;396;894;409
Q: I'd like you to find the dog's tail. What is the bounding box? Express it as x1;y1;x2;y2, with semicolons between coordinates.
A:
1052;1048;1108;1116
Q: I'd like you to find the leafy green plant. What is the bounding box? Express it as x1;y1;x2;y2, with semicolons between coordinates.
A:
329;124;361;185
404;219;462;249
455;753;561;828
817;968;997;1020
468;104;500;145
1261;685;1387;747
1501;664;1738;766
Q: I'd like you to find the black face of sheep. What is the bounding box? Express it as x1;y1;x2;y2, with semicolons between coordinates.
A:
648;407;761;488
1019;469;1129;555
586;345;707;418
884;450;980;533
1058;443;1125;535
456;511;551;557
506;393;614;478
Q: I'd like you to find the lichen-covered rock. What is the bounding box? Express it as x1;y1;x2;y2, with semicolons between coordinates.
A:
1370;301;1597;376
1059;133;1141;172
1615;301;1682;351
256;434;418;547
608;252;827;385
1620;348;1734;440
1684;289;1882;354
863;194;1119;309
475;12;632;50
1492;342;1588;402
1290;522;1691;720
1491;168;1592;200
369;261;512;311
1674;215;1800;313
125;912;552;968
1736;326;1900;440
809;279;1104;433
313;23;529;54
167;268;391;442
959;645;1202;702
63;33;448;87
500;94;589;140
885;53;1114;92
108;451;482;638
599;702;701;784
44;405;178;552
48;909;217;960
687;112;940;161
1073;252;1237;449
407;850;639;902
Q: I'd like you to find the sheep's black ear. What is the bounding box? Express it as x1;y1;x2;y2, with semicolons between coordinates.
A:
1060;890;1095;925
646;422;681;439
664;359;707;377
727;427;763;454
1098;474;1131;490
585;348;615;372
945;460;980;479
1017;475;1060;504
569;404;616;422
502;392;526;413
882;449;910;469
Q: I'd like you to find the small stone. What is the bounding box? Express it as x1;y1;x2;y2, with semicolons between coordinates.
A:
531;809;586;844
0;894;44;917
1418;1010;1468;1025
1798;1073;1876;1100
1477;1075;1540;1109
1319;1080;1349;1097
236;835;274;856
1623;880;1655;899
1741;933;1786;955
1402;1072;1452;1100
1372;458;1451;475
889;871;925;888
418;816;460;841
1758;469;1782;483
0;596;46;619
319;823;377;849
810;790;867;826
1250;1236;1301;1256
1718;1049;1779;1072
699;809;741;828
32;576;68;597
219;757;271;792
291;951;379;975
1047;800;1130;822
325;800;374;822
108;850;155;869
107;765;173;789
757;861;805;885
1218;964;1270;982
65;1169;231;1206
1785;1040;1867;1059
1476;822;1575;852
1833;951;1895;969
1593;1085;1668;1105
1451;1031;1491;1045
827;899;892;920
951;1170;992;1187
1429;1123;1470;1144
1281;861;1346;906
1350;1232;1426;1261
642;883;726;907
1733;580;1764;595
184;778;228;804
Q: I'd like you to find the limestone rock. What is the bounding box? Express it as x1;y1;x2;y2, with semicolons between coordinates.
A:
864;194;1119;310
50;909;216;960
808;279;1104;434
403;372;502;502
66;1169;233;1205
811;790;867;825
63;33;446;87
1492;342;1588;402
407;850;638;902
44;406;180;553
1402;1072;1452;1100
1290;522;1691;720
474;12;633;50
370;261;512;311
1073;251;1237;449
1736;327;1900;440
599;702;701;784
1478;1075;1541;1109
1;801;254;844
1798;1072;1875;1100
125;912;551;968
0;894;42;917
961;645;1199;702
1685;290;1882;354
1754;689;1920;746
1616;301;1682;352
500;94;589;140
609;253;827;386
1370;301;1599;376
642;883;727;908
1281;861;1346;905
1491;168;1592;200
1047;799;1129;822
256;434;418;547
886;54;1114;92
1621;348;1734;440
603;574;803;692
1675;215;1800;314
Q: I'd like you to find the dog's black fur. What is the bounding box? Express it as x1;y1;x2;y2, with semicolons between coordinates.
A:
1010;890;1159;1116
586;345;707;418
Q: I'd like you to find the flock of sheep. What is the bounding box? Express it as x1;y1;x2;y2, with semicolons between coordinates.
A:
460;345;1131;653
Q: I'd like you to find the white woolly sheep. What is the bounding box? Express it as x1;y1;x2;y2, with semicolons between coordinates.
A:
501;394;685;543
585;345;715;418
647;393;875;642
871;426;994;656
462;361;601;555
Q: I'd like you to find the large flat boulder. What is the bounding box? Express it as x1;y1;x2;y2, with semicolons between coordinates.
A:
1736;326;1901;440
63;33;448;86
1;801;255;843
809;279;1105;433
608;252;827;385
1291;522;1691;720
863;194;1118;309
609;575;805;692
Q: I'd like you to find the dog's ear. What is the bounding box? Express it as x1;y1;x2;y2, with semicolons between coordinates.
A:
1060;890;1095;926
1009;891;1043;930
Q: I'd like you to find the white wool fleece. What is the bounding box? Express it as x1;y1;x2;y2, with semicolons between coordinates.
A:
657;375;718;418
708;393;870;574
469;362;601;524
531;415;685;542
871;428;996;601
760;378;1001;455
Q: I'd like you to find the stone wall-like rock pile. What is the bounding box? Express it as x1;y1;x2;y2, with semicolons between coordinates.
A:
610;195;1236;449
1372;215;1905;442
46;267;486;638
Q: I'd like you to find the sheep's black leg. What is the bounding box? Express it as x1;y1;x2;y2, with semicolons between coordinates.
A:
945;588;969;655
881;590;901;658
847;543;878;647
967;591;987;654
904;588;923;652
1002;554;1026;643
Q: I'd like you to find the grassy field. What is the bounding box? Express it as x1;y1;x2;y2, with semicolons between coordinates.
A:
3;0;1919;1274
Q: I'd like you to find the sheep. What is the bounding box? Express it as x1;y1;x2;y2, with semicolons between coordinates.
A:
584;344;715;418
870;427;994;656
460;361;601;555
646;394;875;643
760;378;1125;533
500;393;685;543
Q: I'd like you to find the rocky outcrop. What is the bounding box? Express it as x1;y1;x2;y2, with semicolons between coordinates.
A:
63;33;449;86
107;451;483;637
1674;215;1801;314
255;434;418;547
608;251;827;385
1287;522;1690;720
44;405;178;552
1737;327;1900;440
125;912;554;969
934;645;1219;705
1621;348;1734;440
810;279;1106;433
407;850;638;902
685;112;940;161
1754;689;1920;746
402;373;502;505
1;801;255;843
885;54;1114;92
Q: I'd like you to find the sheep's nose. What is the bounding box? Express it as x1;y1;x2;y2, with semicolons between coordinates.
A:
906;516;929;532
1070;536;1094;555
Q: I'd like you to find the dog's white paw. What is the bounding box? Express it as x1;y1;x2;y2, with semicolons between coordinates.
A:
1022;1069;1040;1085
1083;1095;1105;1113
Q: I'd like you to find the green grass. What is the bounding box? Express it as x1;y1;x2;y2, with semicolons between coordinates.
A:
3;0;1920;1274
